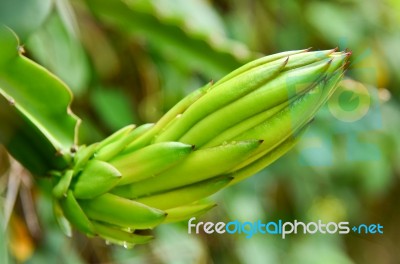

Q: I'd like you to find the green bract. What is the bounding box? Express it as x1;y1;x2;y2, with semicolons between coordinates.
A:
57;48;349;247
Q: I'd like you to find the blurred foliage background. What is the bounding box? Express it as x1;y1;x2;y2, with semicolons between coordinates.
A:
1;0;400;263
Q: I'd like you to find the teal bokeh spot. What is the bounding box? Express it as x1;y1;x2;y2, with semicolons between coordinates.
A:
298;128;334;166
338;91;360;112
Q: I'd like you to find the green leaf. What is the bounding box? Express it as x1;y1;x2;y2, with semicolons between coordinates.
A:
27;12;91;96
0;0;53;40
0;27;80;175
85;0;253;78
306;2;363;46
91;87;137;131
134;0;227;38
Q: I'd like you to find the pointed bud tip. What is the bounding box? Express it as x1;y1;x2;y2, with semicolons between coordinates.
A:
343;61;351;71
328;47;338;54
283;56;289;65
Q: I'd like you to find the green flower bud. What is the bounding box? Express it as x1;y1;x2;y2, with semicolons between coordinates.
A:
55;49;350;246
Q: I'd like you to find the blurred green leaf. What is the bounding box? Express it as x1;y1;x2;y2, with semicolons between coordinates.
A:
0;0;53;40
27;12;90;96
236;236;279;264
139;0;227;37
286;236;354;264
25;192;85;264
91;87;137;131
75;113;105;145
85;0;253;78
306;2;363;47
